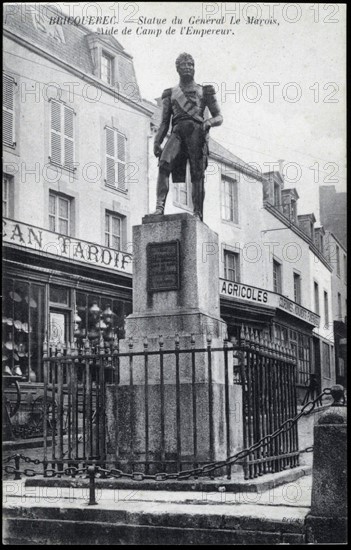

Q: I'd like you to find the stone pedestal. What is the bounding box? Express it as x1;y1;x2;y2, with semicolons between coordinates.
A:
125;212;226;340
306;405;347;543
106;213;241;472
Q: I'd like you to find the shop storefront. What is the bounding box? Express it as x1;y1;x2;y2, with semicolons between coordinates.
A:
3;218;133;434
219;279;321;402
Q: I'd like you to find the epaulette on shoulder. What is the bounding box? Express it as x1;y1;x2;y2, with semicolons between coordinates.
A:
161;88;172;99
203;84;216;95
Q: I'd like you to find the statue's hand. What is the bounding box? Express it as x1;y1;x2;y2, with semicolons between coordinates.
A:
154;143;162;158
202;120;212;132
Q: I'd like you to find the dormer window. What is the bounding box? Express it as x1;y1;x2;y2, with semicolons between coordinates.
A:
101;52;113;84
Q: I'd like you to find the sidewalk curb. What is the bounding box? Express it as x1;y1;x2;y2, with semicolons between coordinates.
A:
24;465;312;493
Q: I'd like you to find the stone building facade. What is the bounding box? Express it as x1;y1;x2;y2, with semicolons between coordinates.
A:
3;4;151;407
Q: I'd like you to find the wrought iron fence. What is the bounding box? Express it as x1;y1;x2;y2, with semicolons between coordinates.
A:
39;326;300;480
239;326;298;479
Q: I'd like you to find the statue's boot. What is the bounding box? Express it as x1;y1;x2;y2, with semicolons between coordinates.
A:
151;207;164;215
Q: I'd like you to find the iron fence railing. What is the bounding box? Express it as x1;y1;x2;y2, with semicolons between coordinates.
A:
38;326;302;480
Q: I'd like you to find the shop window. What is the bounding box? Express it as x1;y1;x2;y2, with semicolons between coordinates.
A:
2;278;45;382
105;126;126;191
74;292;132;349
50;99;75;170
221;176;238;223
273;259;282;294
49;192;73;236
293;272;301;304
273;324;312;385
224;251;240;282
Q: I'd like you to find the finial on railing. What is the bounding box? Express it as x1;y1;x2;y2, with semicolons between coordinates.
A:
129;336;134;350
175;333;180;348
330;385;345;406
143;336;148;350
207;333;212;347
158;334;164;349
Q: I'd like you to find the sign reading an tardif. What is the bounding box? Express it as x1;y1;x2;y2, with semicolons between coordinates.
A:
147;240;180;292
220;279;320;327
3;218;132;275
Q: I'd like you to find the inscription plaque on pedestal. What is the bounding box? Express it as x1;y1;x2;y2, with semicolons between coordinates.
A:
147;240;180;292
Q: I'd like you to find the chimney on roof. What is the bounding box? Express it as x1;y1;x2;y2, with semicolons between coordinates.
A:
278;159;285;182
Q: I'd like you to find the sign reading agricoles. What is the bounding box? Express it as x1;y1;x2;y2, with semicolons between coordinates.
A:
220;279;320;327
3;218;132;275
147;240;180;292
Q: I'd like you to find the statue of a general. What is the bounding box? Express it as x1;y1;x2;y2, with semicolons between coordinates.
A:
152;53;223;220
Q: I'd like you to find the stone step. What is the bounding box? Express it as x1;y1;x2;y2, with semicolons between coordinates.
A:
3;516;306;545
3;496;309;545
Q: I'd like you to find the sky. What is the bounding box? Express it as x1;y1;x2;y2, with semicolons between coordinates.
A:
55;2;346;221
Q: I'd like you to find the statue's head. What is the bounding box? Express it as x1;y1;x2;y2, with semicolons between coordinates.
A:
176;53;195;80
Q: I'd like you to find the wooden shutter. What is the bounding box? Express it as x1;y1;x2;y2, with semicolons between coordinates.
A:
51;101;74;168
51;100;62;165
106;127;116;186
64;106;74;170
3;74;15;147
116;132;126;190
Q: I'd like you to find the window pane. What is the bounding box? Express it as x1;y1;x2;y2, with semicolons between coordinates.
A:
29;284;45;382
112;216;121;236
59;197;69;218
49;194;56;215
112;235;121;250
59;219;69;235
49;215;56;232
50;285;69;305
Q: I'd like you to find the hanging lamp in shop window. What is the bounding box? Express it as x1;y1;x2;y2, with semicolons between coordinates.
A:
89;302;101;316
25;296;37;308
9;291;22;302
103;306;114;323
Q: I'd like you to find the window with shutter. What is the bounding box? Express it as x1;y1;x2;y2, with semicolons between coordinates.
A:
50;100;75;170
3;74;15;147
105;127;126;191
